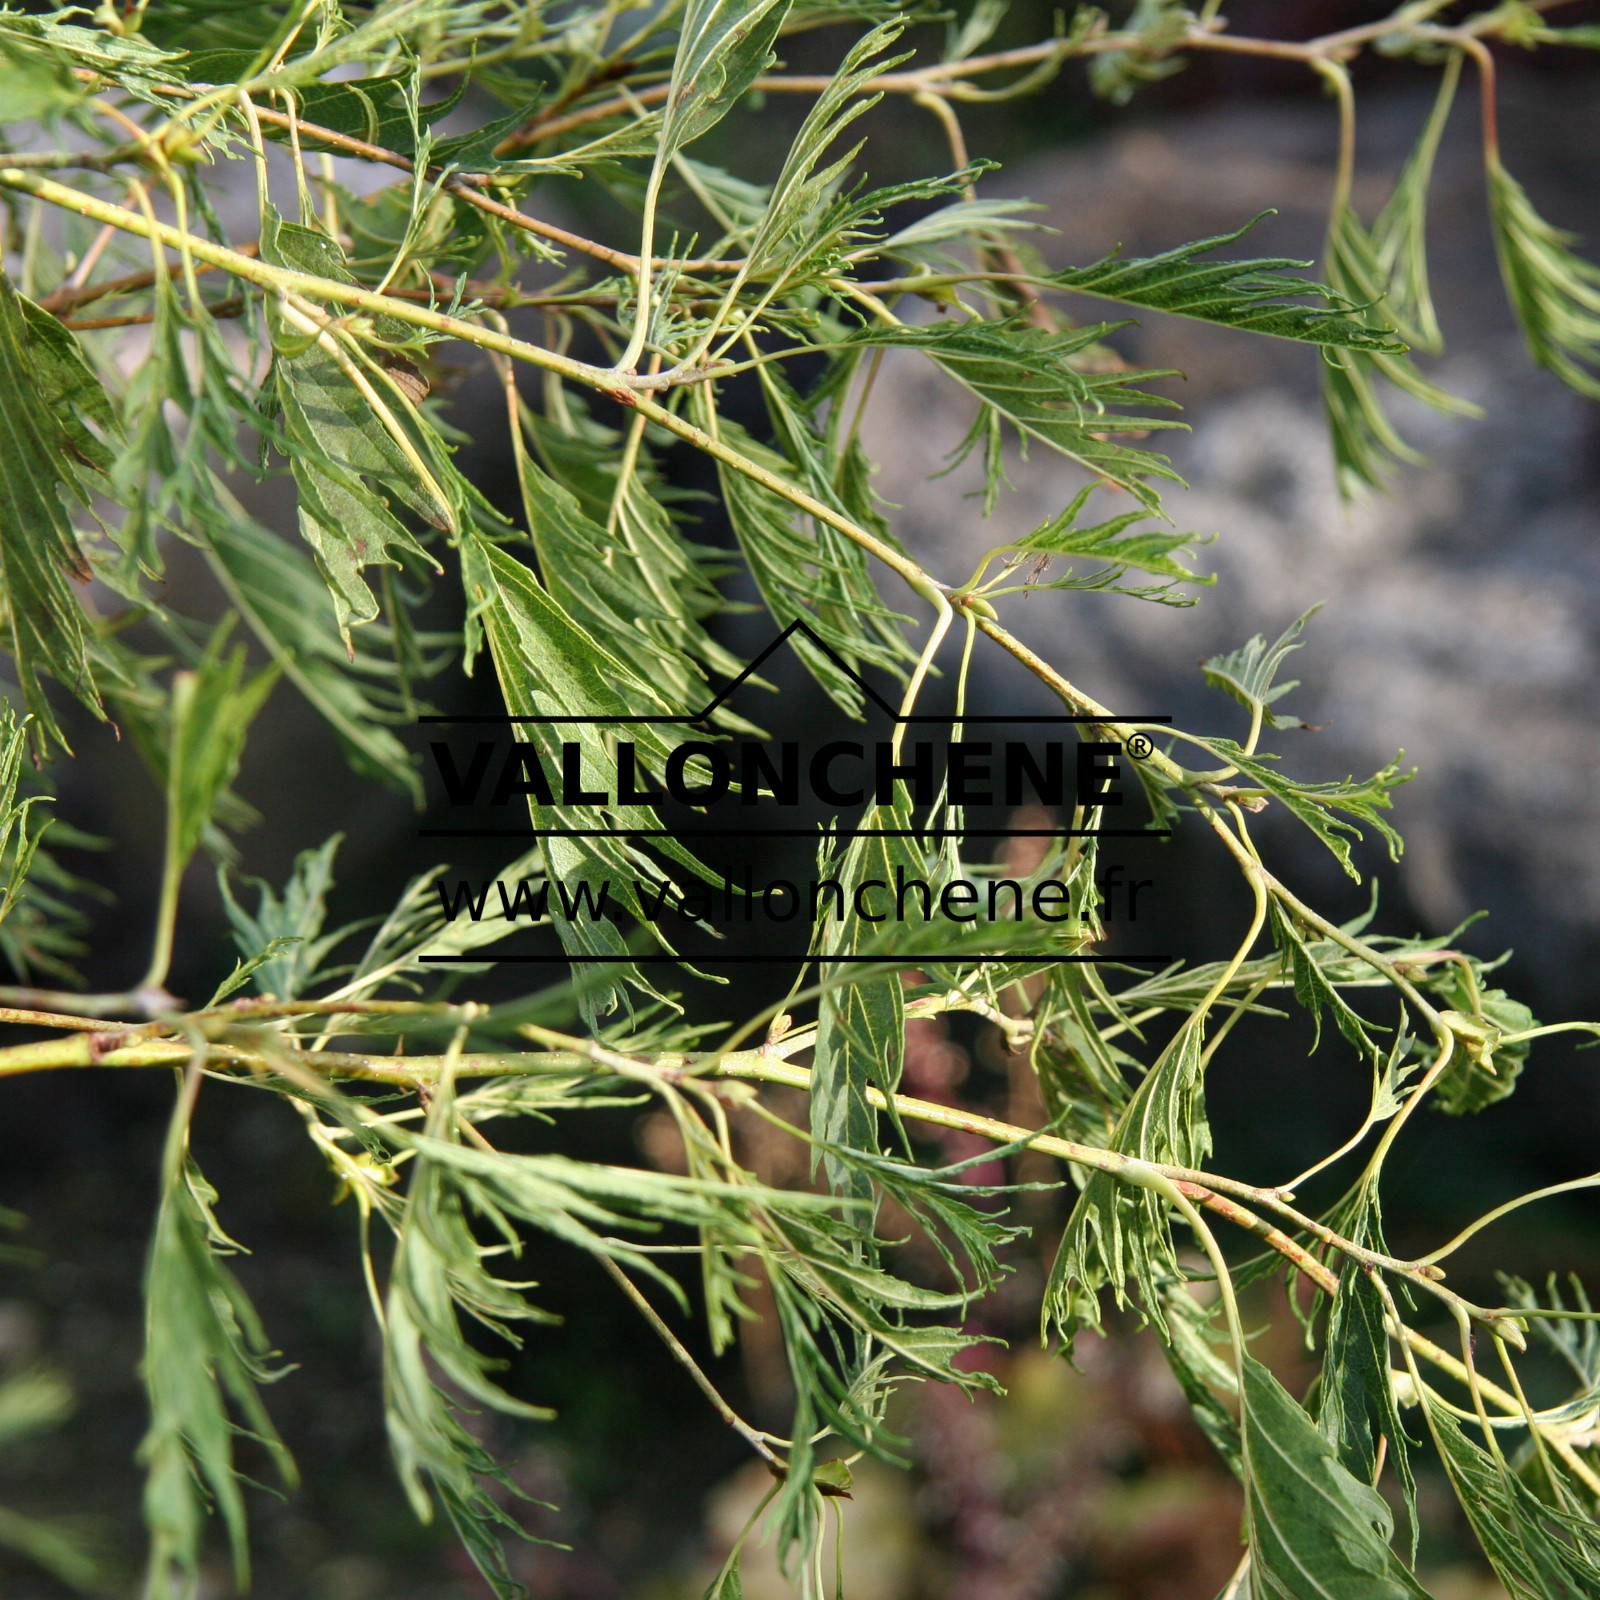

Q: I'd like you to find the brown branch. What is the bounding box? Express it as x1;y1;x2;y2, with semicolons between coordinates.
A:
37;243;258;314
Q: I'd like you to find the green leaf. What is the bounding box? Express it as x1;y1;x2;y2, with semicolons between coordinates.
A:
706;411;910;715
1050;216;1407;351
0;1502;110;1595
879;196;1045;261
1487;155;1600;401
1032;963;1138;1145
509;435;722;720
811;819;914;1193
1044;1019;1209;1342
261;213;458;640
384;1119;556;1599
0;32;81;120
1267;899;1380;1058
165;619;277;876
658;0;795;159
1202;607;1320;732
204;489;429;803
990;482;1213;604
1241;1354;1431;1599
1158;1270;1241;1472
0;272;115;745
1422;1389;1600;1599
1317;1231;1416;1555
1192;739;1411;881
1321;202;1480;498
1370;56;1460;354
141;1125;294;1596
846;319;1185;513
734;23;911;288
219;834;354;1001
1425;965;1538;1115
460;531;710;1016
1089;0;1188;104
0;9;181;97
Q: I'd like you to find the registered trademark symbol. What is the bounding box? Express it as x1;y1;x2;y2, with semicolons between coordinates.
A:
1125;734;1154;761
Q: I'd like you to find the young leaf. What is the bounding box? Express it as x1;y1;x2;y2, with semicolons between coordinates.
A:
731;22;910;292
220;833;351;1001
1425;964;1538;1115
1191;739;1411;881
990;483;1213;604
1202;607;1320;732
1089;0;1189;104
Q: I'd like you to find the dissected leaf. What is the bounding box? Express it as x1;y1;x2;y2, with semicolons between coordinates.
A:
1202;607;1320;731
141;1113;294;1597
846;319;1185;512
1321;202;1479;498
1488;155;1600;401
164;620;277;876
992;482;1212;604
1241;1354;1431;1599
1371;55;1460;353
0;272;114;745
1051;217;1407;351
1191;738;1411;880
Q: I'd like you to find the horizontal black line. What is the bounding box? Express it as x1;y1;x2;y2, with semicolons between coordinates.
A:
417;953;1174;964
417;715;1175;726
416;828;1171;839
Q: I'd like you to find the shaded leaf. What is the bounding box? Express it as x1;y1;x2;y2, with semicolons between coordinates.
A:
0;272;114;745
141;1126;294;1596
165;619;277;876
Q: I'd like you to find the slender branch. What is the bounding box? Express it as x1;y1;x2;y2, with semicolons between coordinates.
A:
503;1;1548;147
596;1254;786;1470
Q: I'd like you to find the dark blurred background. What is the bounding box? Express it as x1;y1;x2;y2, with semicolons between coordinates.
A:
2;4;1599;1596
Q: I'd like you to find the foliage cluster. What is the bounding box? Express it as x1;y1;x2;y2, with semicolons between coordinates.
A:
2;0;1600;1595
